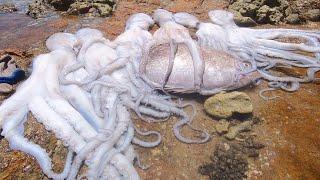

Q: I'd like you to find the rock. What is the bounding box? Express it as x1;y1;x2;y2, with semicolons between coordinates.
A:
233;12;257;26
227;0;307;24
215;119;230;135
204;92;253;119
0;83;13;93
67;1;92;15
199;142;249;180
27;0;50;19
48;0;74;11
268;8;283;24
0;4;18;13
93;3;113;17
27;0;115;18
304;9;320;21
252;0;267;7
256;5;270;23
228;1;258;18
225;121;252;140
285;13;300;24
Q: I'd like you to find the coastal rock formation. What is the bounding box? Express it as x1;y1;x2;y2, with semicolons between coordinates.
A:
228;0;320;26
27;0;115;18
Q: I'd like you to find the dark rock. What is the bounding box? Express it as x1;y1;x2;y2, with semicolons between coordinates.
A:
0;4;18;13
256;5;270;23
27;0;115;18
67;1;92;15
48;0;74;11
304;9;320;21
199;142;249;180
227;0;318;25
67;1;114;17
268;7;283;24
27;0;51;19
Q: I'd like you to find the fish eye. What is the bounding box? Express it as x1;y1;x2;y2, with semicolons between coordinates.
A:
243;62;251;67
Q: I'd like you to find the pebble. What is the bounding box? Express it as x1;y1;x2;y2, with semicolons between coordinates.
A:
215;119;230;135
204;91;253;119
224;121;253;140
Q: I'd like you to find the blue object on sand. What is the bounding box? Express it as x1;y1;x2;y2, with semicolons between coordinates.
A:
0;69;25;85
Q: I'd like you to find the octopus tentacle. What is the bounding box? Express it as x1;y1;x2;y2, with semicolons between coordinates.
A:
60;84;104;129
132;125;162;147
6;130;74;180
117;125;135;152
255;46;318;65
257;69;308;82
1;109;72;180
140;96;210;143
109;151;140;180
67;93;120;179
91;84;104;118
259;87;279;100
101;164;122;180
279;81;300;92
29;96;87;152
255;38;320;53
95;104;132;178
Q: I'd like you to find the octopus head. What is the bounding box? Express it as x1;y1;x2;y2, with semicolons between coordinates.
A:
173;12;200;29
75;28;105;44
208;10;236;27
125;13;154;31
153;9;174;27
46;32;78;52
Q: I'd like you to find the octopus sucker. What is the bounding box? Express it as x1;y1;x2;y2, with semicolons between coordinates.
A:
0;9;318;179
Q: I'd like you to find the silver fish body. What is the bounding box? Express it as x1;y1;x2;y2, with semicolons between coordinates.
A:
143;43;260;94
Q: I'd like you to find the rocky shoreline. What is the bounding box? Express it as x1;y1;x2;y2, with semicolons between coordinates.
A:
27;0;116;18
229;0;320;26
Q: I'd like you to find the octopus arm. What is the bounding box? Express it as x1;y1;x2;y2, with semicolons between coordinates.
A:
60;84;104;130
29;96;87;152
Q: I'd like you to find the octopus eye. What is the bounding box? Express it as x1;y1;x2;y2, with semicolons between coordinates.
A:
244;63;250;67
243;62;252;69
238;61;254;73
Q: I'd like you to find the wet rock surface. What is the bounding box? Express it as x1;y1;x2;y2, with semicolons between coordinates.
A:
27;0;52;18
199;137;264;180
225;120;253;140
204;91;253;119
0;4;18;13
27;0;115;18
215;119;230;135
228;0;320;26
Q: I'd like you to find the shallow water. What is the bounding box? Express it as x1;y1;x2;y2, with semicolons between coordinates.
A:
0;0;31;13
0;0;319;179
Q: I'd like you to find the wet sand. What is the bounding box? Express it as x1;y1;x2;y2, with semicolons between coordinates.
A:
0;0;319;179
